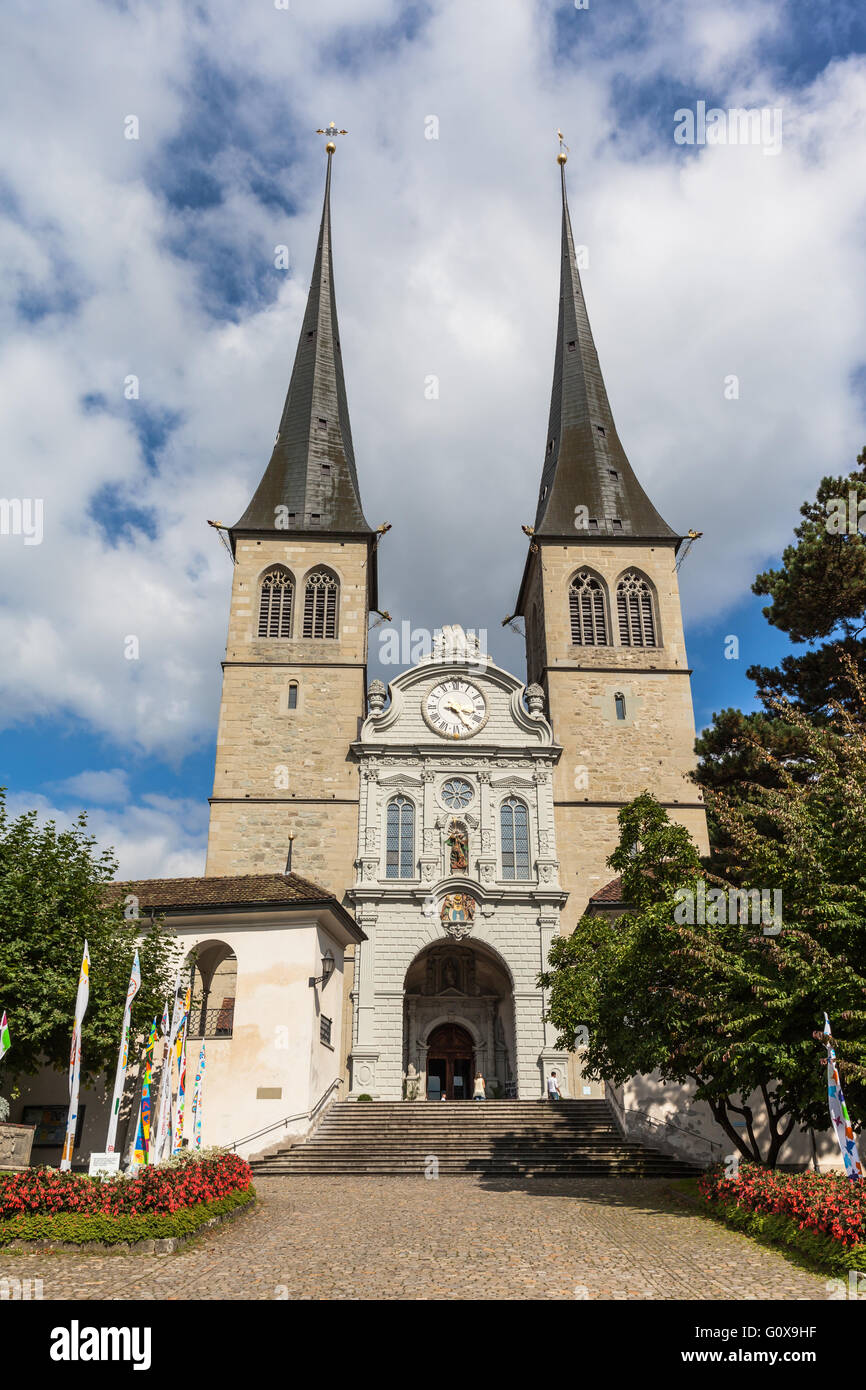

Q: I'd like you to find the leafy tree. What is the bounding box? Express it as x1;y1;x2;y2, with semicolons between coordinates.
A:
695;449;866;801
542;678;866;1167
750;449;866;717
0;790;180;1083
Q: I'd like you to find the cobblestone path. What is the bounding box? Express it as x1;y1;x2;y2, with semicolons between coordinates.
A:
0;1177;832;1300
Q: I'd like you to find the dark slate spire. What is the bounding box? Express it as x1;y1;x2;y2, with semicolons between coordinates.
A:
533;154;677;541
233;148;372;536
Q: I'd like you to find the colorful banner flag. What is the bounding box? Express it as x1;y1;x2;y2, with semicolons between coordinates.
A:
60;941;90;1171
132;1018;158;1167
152;975;184;1164
190;1043;205;1149
824;1014;864;1181
106;950;141;1153
0;1011;10;1062
173;986;192;1153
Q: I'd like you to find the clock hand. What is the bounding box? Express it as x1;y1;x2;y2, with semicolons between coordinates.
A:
443;699;473;728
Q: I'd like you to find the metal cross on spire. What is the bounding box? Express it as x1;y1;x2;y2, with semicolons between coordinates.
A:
316;121;348;153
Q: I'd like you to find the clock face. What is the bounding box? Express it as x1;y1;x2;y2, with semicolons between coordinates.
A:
423;680;488;740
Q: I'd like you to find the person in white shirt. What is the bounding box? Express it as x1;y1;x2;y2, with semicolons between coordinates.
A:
547;1070;561;1101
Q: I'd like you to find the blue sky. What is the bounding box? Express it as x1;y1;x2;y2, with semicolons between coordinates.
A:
1;0;864;876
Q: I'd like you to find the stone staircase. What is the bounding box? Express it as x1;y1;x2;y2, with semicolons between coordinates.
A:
248;1099;700;1177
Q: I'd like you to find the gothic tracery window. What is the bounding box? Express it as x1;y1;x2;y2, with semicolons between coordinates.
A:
441;779;473;810
569;571;609;646
257;567;294;638
302;568;339;639
385;795;415;879
501;797;530;880
616;571;657;647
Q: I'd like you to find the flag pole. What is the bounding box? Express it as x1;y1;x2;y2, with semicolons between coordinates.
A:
106;950;141;1153
61;942;90;1171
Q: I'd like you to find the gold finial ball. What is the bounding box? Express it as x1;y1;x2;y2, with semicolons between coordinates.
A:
326;140;336;154
557;150;568;165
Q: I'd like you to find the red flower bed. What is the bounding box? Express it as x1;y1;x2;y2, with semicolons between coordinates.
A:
0;1152;251;1220
700;1164;866;1247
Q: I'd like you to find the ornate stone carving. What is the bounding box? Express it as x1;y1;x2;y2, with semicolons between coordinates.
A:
525;682;545;716
367;679;386;714
364;827;377;853
440;893;475;932
480;829;493;853
423;827;437;853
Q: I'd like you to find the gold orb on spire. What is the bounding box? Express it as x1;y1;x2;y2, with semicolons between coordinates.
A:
316;122;348;156
557;150;568;165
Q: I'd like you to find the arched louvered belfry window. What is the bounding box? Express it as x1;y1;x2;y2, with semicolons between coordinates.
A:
616;570;657;647
385;796;415;879
258;567;294;638
302;568;339;639
569;570;609;645
501;797;530;880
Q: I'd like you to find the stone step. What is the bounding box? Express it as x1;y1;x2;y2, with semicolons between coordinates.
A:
247;1099;701;1178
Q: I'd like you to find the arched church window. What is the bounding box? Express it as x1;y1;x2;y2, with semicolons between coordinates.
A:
302;568;339;639
257;567;294;638
501;797;530;880
616;571;657;647
287;682;299;710
614;691;626;720
569;571;609;646
385;796;415;879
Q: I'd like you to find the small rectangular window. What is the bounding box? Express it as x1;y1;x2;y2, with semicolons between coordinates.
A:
288;683;298;710
567;340;576;352
615;692;626;720
587;519;599;532
320;1015;332;1046
612;519;623;532
321;462;330;473
317;417;327;429
608;469;619;480
596;425;606;436
310;514;321;525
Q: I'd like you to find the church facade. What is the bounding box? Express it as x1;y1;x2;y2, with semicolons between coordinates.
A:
202;140;707;1106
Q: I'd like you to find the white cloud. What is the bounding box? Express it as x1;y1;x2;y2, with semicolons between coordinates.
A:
0;0;863;762
5;790;208;881
48;768;131;806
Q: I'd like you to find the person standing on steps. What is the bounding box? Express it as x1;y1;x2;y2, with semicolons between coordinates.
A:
547;1070;561;1102
473;1072;486;1101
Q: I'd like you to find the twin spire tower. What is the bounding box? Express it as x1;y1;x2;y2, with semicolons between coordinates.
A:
205;130;706;929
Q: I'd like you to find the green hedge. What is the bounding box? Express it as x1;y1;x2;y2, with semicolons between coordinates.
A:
704;1193;866;1276
0;1186;255;1247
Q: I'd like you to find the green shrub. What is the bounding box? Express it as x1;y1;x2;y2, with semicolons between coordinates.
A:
356;1094;373;1103
704;1193;866;1276
0;1187;255;1247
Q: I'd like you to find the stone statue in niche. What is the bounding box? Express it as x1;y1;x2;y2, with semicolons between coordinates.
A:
446;821;468;873
443;957;459;989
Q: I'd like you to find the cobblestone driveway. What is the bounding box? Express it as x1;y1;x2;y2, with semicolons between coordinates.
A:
0;1177;831;1300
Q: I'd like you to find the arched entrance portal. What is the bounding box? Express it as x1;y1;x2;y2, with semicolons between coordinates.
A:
426;1023;474;1101
403;939;516;1098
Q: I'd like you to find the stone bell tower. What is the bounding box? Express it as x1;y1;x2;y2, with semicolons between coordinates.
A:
515;144;708;933
206;138;377;898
